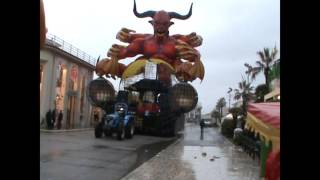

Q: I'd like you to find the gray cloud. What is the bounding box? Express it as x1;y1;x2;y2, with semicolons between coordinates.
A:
43;0;279;113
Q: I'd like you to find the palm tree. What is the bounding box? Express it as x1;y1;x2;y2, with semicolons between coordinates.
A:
215;97;226;124
234;77;255;116
244;63;259;82
229;107;242;128
254;84;269;102
227;88;232;109
246;46;278;90
211;109;220;125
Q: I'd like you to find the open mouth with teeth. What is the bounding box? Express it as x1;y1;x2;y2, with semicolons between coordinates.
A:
156;30;166;36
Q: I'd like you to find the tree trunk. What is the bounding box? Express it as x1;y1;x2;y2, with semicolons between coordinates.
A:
219;108;222;124
242;97;247;117
264;68;270;90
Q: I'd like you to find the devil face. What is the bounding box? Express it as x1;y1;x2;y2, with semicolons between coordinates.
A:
133;0;193;39
151;11;173;38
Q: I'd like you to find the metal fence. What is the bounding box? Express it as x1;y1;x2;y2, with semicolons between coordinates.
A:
46;33;97;66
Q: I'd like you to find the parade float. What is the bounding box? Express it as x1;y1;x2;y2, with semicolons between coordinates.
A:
245;102;280;179
87;0;205;140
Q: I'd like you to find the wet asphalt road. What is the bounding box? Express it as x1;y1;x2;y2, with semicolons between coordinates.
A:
40;130;176;180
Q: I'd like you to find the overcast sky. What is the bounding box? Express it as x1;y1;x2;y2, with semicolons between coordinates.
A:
43;0;280;114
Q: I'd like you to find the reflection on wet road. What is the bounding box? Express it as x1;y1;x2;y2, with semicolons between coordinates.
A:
40;131;176;180
122;123;260;180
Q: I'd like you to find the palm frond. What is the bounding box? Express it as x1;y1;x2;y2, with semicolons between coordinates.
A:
244;63;252;70
271;46;278;61
257;51;266;62
256;61;265;68
234;94;241;100
244;63;253;75
239;81;243;90
251;67;261;79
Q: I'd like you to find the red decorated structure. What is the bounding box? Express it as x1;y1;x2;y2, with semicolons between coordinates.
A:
245;102;280;179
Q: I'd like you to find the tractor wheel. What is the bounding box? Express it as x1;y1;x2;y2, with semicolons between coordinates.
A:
94;123;103;138
104;129;111;136
117;123;125;140
125;122;135;139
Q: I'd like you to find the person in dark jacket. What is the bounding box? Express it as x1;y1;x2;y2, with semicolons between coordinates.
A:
200;119;205;134
57;110;63;130
52;108;56;129
94;111;99;125
46;110;52;129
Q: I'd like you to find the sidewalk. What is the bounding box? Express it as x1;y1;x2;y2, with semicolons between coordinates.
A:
40;128;93;133
121;124;260;180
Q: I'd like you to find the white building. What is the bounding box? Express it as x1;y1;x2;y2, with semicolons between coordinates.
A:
40;34;96;129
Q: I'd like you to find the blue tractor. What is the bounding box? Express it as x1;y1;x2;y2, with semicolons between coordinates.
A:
93;89;136;140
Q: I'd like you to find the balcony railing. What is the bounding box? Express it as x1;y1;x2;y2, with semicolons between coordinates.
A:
46;33;97;66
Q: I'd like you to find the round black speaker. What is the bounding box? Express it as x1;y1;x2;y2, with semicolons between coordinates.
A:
168;82;198;113
87;77;115;108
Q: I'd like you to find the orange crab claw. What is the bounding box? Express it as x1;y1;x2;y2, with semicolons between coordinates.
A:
95;57;126;79
175;62;194;82
188;60;205;82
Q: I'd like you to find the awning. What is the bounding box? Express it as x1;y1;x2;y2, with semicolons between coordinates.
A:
245;102;280;150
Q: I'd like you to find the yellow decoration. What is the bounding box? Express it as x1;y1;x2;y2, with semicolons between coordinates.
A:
122;58;175;79
245;112;280;151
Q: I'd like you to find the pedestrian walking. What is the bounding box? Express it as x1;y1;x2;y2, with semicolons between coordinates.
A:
52;108;56;129
94;111;99;126
200;119;205;135
57;110;63;130
46;110;52;130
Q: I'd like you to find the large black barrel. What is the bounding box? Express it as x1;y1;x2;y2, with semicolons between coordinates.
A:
168;82;198;113
87;77;115;108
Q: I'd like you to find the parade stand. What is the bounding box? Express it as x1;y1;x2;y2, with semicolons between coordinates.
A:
245;102;280;179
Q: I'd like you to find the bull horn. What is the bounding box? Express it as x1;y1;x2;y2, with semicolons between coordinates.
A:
96;56;100;66
169;3;193;20
133;0;155;18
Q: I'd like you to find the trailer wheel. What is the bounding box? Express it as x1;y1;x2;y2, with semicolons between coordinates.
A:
95;123;103;138
125;122;135;139
117;123;125;140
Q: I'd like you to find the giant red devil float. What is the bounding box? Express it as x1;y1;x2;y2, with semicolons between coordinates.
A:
96;0;205;83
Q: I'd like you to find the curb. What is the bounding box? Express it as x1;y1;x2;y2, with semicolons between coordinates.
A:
40;128;94;133
120;136;182;180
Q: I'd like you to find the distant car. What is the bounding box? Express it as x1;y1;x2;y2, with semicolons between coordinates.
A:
202;119;213;127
